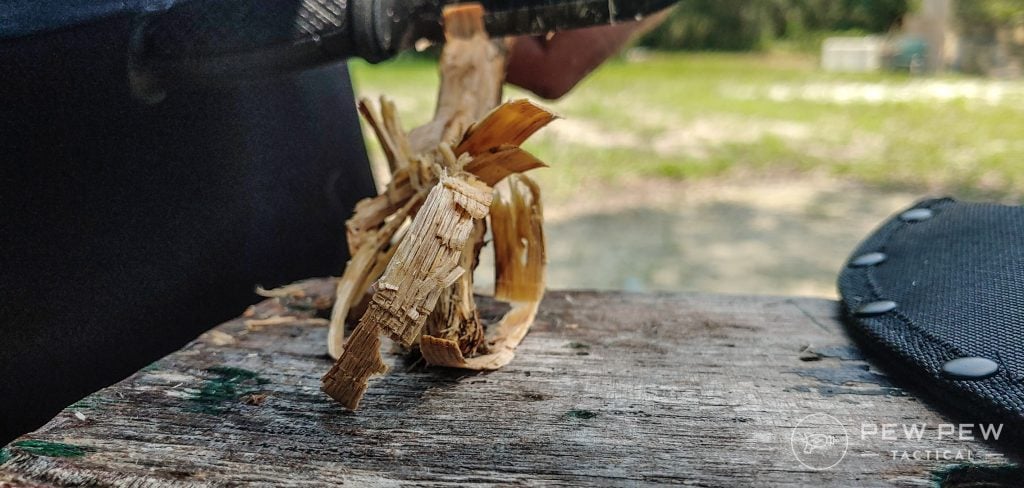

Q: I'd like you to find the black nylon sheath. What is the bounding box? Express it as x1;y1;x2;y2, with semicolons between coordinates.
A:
838;198;1024;445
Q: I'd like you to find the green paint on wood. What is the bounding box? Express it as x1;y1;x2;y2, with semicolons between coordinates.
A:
565;342;591;355
0;448;11;464
931;463;1023;488
566;409;598;420
206;366;269;383
11;440;91;458
188;366;269;414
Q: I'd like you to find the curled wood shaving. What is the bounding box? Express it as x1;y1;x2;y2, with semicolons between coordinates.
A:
357;96;413;174
419;174;546;370
463;145;547;186
327;194;421;358
372;175;493;346
423;218;489;357
199;330;237;347
322;175;493;408
255;277;338;310
420;301;540;370
245;316;329;331
456;100;558;156
491;175;545;303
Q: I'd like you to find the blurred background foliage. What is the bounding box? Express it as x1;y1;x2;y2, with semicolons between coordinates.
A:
637;0;914;51
634;0;1024;51
955;0;1024;29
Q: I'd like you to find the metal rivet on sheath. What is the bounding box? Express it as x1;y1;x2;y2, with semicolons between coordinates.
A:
855;300;897;317
941;357;1000;380
850;252;887;267
899;208;934;222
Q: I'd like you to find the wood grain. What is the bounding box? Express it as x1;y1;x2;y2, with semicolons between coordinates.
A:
1;281;1019;487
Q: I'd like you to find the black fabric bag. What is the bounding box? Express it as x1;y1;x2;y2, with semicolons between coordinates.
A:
838;198;1024;445
1;9;375;444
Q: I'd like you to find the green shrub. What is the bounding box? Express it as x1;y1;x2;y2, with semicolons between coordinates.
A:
638;0;912;51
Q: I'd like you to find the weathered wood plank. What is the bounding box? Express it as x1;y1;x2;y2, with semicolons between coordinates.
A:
1;281;1019;487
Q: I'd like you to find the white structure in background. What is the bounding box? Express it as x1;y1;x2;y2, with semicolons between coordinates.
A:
821;36;884;72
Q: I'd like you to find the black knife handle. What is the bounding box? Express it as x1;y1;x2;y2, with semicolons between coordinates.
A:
133;0;675;86
135;0;450;85
481;0;676;38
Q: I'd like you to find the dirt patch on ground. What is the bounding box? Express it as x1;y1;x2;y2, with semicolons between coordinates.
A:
650;117;810;158
476;175;924;299
540;113;814;159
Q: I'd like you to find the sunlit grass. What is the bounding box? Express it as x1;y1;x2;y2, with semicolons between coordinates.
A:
349;51;1024;203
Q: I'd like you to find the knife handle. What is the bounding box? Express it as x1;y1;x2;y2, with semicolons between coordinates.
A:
133;0;435;85
132;0;675;87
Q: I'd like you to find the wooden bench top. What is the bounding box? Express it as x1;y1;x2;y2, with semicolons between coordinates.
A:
1;280;1018;486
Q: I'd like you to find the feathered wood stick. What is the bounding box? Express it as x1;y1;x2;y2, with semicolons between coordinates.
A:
321;4;555;409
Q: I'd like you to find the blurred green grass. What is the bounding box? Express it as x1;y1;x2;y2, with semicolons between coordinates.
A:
349;51;1024;202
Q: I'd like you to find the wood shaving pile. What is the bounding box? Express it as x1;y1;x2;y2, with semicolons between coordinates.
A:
320;5;555;410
